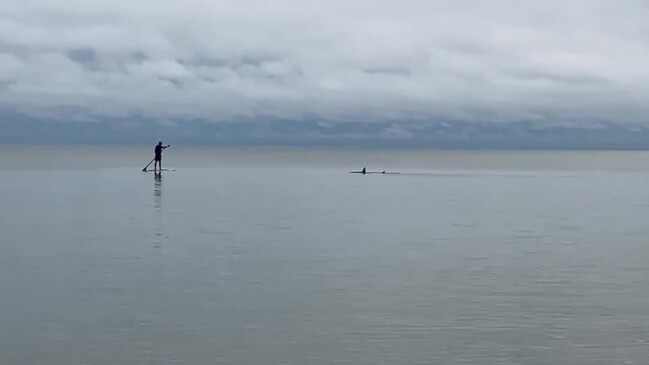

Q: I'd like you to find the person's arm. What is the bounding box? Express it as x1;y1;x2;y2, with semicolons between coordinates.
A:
163;145;170;149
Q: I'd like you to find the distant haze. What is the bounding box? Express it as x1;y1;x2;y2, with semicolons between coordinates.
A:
1;0;649;146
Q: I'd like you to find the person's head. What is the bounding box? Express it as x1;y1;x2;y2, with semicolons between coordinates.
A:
158;141;163;146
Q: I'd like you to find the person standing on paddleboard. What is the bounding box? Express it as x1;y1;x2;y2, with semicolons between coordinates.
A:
154;141;170;173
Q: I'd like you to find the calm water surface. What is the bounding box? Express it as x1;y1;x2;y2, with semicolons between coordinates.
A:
1;147;649;364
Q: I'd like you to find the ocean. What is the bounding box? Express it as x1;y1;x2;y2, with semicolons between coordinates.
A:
1;146;648;364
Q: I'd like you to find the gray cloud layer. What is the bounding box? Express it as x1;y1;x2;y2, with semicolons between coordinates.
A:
1;0;649;132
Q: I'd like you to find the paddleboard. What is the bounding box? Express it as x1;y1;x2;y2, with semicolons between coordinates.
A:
144;168;176;172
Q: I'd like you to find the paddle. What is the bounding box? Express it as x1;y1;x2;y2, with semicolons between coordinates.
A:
141;158;155;172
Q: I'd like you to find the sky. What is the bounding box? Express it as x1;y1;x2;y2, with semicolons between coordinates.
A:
1;0;649;146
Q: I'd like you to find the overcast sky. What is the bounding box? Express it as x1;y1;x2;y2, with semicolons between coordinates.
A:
1;0;649;145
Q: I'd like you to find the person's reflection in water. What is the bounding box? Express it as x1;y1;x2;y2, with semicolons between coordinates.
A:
153;173;163;248
154;173;162;204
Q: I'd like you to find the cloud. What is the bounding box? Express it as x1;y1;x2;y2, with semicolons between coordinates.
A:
0;0;649;132
380;124;414;139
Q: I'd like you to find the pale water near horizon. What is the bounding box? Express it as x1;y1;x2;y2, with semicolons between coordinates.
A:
1;147;649;364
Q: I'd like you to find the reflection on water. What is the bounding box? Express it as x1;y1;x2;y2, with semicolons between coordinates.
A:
153;173;162;248
154;173;162;205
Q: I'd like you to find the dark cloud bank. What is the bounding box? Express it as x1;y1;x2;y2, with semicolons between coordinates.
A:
1;0;649;147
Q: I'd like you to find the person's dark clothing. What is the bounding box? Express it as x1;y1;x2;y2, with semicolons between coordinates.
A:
154;145;163;161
